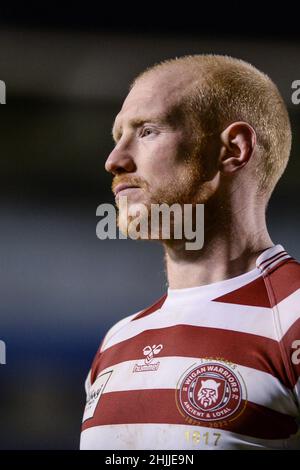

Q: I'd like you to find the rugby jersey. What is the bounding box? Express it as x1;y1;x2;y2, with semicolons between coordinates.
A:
80;244;300;450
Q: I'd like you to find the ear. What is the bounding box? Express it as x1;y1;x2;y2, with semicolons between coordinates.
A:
219;122;256;174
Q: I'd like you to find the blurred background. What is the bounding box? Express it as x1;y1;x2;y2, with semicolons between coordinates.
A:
0;6;300;449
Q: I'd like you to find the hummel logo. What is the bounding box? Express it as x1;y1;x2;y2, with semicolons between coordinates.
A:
133;344;164;373
143;344;163;364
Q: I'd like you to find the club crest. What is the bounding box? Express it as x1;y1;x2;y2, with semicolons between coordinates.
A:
177;360;247;425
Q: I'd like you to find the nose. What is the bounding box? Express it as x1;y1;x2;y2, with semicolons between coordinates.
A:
105;144;136;175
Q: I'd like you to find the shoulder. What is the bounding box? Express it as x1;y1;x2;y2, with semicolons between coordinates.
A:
100;292;167;353
86;312;138;389
264;257;300;339
263;257;300;306
87;294;167;386
265;257;300;398
100;311;138;353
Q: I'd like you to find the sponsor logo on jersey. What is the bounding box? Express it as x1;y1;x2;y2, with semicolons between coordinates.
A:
176;358;247;426
133;344;163;372
82;370;113;422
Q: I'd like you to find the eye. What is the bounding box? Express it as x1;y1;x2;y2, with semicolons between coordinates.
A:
140;126;155;138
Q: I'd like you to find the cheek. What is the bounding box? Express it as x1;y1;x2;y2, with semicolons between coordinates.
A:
142;135;185;173
143;154;184;191
139;134;197;196
147;169;180;195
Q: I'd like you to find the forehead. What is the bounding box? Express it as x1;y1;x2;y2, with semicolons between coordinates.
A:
114;71;191;129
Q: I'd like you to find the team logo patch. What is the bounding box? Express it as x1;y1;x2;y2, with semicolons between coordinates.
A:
176;359;247;426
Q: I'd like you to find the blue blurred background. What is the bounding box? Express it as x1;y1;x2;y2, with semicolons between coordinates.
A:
0;8;300;449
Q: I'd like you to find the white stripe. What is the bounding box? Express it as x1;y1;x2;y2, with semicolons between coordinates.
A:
80;423;299;450
167;269;262;302
102;288;300;350
102;301;277;351
258;250;287;269
93;357;298;418
274;288;300;339
256;244;285;268
101;312;138;351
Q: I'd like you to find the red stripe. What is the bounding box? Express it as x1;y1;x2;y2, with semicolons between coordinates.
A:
214;259;300;308
263;259;300;307
281;316;300;385
264;258;295;277
213;276;271;308
91;324;293;389
82;389;297;440
90;337;106;384
132;294;167;321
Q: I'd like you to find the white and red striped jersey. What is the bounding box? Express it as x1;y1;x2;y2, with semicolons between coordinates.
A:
80;245;300;450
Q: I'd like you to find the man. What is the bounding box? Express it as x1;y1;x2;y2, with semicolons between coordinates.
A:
80;55;300;449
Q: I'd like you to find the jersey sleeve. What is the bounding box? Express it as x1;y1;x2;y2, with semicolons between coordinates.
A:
265;258;300;412
274;261;300;411
282;313;300;409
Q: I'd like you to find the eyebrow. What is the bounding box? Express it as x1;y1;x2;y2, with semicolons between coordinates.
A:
111;115;170;143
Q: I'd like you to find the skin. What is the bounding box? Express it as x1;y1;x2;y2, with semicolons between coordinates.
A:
105;68;273;289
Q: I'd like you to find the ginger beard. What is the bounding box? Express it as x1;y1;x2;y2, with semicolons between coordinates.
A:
113;146;213;242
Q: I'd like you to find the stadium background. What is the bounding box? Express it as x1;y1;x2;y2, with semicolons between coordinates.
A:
1;8;300;449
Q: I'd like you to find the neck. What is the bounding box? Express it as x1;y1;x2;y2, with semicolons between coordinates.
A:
163;199;273;289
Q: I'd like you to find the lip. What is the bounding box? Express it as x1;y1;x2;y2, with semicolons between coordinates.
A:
114;183;140;196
